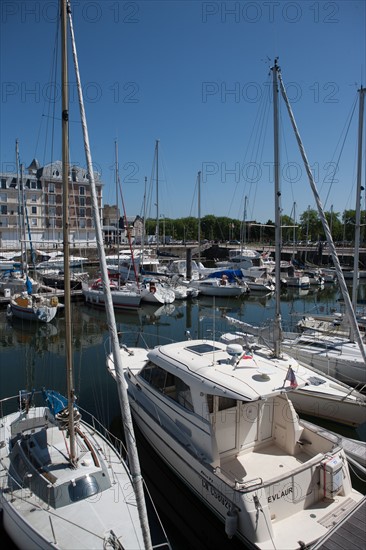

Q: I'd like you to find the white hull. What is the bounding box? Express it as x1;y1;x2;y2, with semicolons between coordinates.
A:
191;278;248;297
281;335;366;386
288;388;366;427
7;295;58;323
82;283;141;310
0;404;146;550
220;328;366;426
127;387;361;550
107;340;363;549
140;281;175;304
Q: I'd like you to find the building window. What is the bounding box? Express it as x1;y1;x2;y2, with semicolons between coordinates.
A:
79;186;85;196
0;193;7;203
31;194;37;202
31;218;37;226
48;206;56;217
1;205;7;215
79;219;86;229
1;179;7;189
49;183;55;193
0;217;8;227
48;194;56;205
31;206;37;215
79;197;85;207
48;218;56;228
79;208;85;218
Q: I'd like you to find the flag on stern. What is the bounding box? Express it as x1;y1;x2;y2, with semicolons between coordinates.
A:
285;366;298;388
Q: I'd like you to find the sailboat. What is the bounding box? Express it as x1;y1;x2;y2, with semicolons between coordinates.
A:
106;60;364;549
0;2;169;548
222;63;366;426
280;85;366;387
82;141;142;310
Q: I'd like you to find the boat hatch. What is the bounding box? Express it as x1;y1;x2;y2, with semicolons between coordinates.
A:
185;343;222;355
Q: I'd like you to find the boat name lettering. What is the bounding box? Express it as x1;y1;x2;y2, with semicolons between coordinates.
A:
268;487;293;503
201;479;230;509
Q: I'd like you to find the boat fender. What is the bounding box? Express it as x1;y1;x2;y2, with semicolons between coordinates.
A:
50;296;59;307
225;509;238;539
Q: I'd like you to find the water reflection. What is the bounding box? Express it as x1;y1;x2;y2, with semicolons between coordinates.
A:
1;284;365;548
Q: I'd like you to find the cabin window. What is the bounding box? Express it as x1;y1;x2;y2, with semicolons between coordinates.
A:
219;397;237;411
140;361;194;412
207;394;214;413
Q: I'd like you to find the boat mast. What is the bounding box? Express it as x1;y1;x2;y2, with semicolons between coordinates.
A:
67;1;152;546
241;195;248;250
198;170;201;264
352;86;365;312
61;0;76;465
272;58;282;357
16;140;24;271
115;139;120;273
278;70;366;371
155;139;159;251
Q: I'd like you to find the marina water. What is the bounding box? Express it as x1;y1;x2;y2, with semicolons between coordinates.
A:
1;283;365;549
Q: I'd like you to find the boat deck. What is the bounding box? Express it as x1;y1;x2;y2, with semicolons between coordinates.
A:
220;443;311;484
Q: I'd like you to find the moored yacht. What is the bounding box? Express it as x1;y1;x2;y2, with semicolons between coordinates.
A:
107;337;363;549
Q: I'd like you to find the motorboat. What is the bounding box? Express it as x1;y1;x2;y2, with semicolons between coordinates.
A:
220;326;366;427
107;336;363;549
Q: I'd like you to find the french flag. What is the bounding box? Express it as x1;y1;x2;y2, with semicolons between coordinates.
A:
286;366;298;388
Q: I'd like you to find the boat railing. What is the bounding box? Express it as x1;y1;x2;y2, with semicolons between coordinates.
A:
0;392;130;462
234;477;264;491
77;405;129;460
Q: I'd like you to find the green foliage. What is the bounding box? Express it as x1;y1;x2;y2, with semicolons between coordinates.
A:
143;207;360;244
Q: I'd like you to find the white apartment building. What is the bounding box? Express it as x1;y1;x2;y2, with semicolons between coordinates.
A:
0;159;103;249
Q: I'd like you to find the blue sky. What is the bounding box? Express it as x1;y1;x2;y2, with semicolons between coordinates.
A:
1;0;365;224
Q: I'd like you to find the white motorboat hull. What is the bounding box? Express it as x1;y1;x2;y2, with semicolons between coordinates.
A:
126;387;361;550
107;339;362;550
